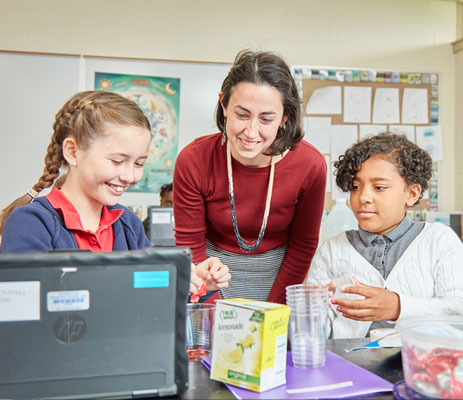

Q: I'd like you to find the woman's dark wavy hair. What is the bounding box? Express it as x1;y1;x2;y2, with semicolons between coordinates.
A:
334;132;432;203
216;49;303;155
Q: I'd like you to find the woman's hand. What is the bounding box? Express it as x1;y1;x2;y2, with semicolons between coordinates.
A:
195;257;231;291
331;277;401;322
189;264;205;296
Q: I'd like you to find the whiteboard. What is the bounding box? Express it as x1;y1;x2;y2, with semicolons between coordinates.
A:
0;52;231;212
0;52;80;209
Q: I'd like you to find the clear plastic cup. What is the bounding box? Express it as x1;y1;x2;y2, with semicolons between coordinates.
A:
186;303;215;361
286;284;328;368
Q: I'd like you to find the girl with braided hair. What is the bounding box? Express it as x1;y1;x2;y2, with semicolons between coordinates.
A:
0;90;152;252
0;91;230;297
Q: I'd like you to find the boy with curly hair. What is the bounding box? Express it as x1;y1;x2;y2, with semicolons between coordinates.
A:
306;132;463;338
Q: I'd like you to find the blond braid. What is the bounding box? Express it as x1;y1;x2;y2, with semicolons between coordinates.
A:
32;138;63;193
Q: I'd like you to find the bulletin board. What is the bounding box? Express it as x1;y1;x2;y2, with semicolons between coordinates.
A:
292;66;441;213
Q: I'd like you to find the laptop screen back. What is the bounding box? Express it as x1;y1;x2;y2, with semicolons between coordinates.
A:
0;248;190;399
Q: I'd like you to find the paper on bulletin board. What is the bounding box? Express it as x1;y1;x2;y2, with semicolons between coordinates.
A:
416;126;443;161
304;117;331;153
389;125;415;143
359;125;387;140
373;88;400;124
324;155;331;193
330;125;358;161
343;86;371;123
306;86;341;115
402;88;429;124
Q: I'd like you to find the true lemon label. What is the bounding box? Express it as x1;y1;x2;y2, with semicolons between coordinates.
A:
250;311;264;323
210;298;290;392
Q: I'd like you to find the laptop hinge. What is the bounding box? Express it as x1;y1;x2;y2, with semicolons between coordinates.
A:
132;389;159;398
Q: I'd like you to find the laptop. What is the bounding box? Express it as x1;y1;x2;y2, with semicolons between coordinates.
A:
0;247;191;399
147;206;176;247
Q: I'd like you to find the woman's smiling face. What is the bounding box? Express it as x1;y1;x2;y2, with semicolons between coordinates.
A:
220;82;287;168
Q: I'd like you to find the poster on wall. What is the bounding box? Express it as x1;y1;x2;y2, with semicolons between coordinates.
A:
95;72;180;193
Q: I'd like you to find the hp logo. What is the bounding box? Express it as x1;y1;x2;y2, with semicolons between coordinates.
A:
54;314;87;343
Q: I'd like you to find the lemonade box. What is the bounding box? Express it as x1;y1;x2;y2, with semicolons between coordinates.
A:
210;298;291;392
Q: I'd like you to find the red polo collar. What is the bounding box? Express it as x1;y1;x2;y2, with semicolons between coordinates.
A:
46;187;123;251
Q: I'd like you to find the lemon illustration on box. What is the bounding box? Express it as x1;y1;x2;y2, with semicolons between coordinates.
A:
210;298;291;392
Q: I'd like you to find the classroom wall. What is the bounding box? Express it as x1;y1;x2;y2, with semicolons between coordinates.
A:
0;0;460;211
454;37;463;211
455;3;463;211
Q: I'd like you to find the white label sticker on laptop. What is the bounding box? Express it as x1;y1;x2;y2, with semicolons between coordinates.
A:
47;290;90;312
0;281;40;322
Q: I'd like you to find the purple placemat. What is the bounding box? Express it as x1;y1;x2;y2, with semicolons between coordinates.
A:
202;351;393;399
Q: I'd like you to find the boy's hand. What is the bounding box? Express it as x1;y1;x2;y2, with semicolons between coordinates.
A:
195;257;231;291
331;277;401;321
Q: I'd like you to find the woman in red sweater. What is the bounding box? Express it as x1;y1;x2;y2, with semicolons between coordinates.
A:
173;50;326;304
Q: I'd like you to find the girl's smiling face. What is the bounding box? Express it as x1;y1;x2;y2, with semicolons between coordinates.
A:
64;124;151;209
220;82;287;168
349;155;421;236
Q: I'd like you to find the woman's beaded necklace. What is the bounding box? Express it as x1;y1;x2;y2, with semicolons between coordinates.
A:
226;141;275;253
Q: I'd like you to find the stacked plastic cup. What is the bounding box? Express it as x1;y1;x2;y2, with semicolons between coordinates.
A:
286;284;329;368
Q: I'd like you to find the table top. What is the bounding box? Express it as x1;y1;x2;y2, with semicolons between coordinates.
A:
182;338;403;399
